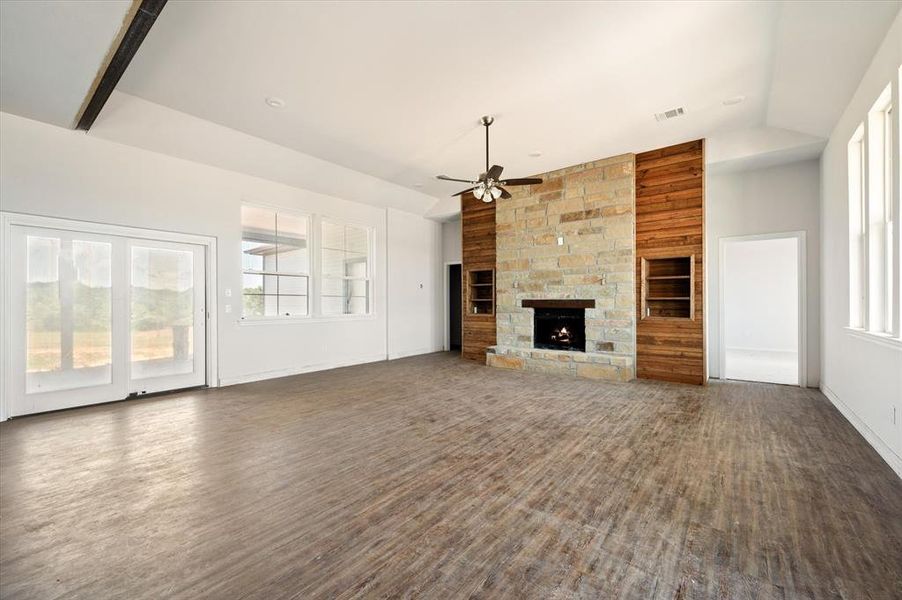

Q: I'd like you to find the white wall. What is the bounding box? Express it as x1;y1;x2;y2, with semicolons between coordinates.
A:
0;111;443;396
723;237;799;352
819;11;901;476
441;218;462;264
706;159;820;383
387;208;443;359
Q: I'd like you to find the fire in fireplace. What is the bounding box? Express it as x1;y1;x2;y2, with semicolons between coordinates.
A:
533;307;586;352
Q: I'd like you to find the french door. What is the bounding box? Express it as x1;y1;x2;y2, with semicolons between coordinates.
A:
7;225;206;416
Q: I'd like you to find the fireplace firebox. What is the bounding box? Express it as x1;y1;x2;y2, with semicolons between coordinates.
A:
533;308;586;352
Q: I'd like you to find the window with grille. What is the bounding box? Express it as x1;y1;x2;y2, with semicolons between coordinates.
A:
241;205;310;318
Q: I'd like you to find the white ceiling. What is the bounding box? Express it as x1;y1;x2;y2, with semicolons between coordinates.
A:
0;0;132;127
1;0;898;212
115;0;899;202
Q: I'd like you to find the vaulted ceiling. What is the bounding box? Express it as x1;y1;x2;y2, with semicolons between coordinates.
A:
117;1;898;199
1;0;899;214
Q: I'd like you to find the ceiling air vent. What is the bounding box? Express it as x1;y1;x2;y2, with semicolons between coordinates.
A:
654;107;685;122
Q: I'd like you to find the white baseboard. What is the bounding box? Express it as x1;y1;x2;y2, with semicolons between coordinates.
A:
387;346;443;360
821;384;902;479
219;353;387;387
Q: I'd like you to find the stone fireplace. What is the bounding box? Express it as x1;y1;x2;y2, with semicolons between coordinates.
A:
486;153;636;381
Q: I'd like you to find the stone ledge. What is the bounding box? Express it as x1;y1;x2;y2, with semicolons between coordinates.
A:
486;346;634;382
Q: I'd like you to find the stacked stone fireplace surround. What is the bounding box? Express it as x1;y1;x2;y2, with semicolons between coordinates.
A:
486;153;636;381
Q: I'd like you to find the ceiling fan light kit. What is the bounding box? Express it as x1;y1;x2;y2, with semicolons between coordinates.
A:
436;116;543;203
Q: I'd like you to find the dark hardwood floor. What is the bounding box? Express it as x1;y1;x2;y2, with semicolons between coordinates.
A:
1;352;900;599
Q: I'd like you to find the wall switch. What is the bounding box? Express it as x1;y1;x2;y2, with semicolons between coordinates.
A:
224;288;232;297
557;236;564;246
225;304;232;314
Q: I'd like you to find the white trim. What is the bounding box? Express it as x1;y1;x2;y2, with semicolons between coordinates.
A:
0;211;219;420
724;346;798;354
388;347;437;360
718;231;808;387
219;353;386;387
1;211;216;247
822;384;902;480
237;314;377;326
443;261;462;351
843;326;902;350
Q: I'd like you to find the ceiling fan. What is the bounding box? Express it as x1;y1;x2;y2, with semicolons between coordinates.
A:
436;116;543;202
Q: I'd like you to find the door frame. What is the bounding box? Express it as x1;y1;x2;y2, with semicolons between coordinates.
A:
0;211;219;420
443;261;462;351
717;230;807;387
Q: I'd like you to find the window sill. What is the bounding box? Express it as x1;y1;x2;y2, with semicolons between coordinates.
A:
844;327;902;350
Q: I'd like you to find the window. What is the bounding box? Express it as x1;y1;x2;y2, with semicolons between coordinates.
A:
241;205;309;318
320;220;371;315
848;79;900;340
848;124;866;329
883;102;894;333
866;86;893;334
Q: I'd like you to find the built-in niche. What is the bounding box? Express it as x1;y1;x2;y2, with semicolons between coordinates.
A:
640;256;694;319
467;269;494;315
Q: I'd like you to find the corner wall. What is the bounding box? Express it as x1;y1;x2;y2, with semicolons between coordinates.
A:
819;11;901;475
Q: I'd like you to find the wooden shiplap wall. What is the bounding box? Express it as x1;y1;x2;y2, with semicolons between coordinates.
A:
461;192;496;361
634;140;706;384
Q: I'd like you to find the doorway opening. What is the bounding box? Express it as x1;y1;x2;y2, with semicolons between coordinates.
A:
720;233;805;386
447;263;462;352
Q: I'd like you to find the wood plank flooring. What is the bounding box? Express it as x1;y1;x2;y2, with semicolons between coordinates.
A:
1;352;900;599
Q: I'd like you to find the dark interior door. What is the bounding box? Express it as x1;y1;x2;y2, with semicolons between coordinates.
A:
449;264;462;350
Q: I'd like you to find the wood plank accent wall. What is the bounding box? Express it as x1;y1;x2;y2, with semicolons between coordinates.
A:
461;192;496;361
634;140;706;384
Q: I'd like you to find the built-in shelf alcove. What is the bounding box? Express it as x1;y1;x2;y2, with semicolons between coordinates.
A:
641;256;694;319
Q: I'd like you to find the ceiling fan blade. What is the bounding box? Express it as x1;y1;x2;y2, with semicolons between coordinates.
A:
486;164;504;181
452;187;476;197
498;186;512;199
436;175;478;184
498;177;543;186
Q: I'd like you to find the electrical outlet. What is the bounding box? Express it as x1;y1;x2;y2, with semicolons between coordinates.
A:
224;288;232;297
557;235;564;246
225;304;232;314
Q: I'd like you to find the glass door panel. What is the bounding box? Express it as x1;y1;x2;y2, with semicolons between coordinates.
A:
10;227;126;416
26;237;114;393
128;241;205;394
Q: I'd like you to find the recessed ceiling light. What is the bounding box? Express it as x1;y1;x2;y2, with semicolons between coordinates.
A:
528;151;542;157
265;97;286;108
413;183;424;188
723;95;746;106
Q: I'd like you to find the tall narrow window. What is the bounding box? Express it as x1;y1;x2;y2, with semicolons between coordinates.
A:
320;220;371;315
884;103;894;333
241;205;310;318
848;124;866;328
866;86;892;334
